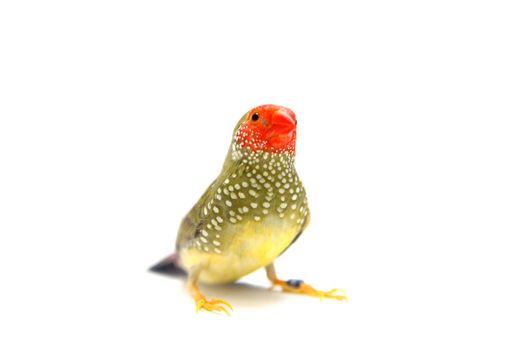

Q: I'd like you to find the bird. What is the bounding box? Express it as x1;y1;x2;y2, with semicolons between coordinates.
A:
151;104;346;315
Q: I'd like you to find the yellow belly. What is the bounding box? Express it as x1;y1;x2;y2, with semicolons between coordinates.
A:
179;215;300;284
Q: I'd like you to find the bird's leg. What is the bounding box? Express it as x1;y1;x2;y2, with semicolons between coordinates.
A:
265;263;347;301
188;270;233;315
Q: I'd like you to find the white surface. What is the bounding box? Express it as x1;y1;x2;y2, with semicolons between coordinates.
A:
1;1;524;349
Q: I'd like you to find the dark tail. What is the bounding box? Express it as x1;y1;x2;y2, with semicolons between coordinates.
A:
149;253;187;277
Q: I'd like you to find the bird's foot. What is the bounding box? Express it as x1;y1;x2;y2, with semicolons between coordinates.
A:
270;279;347;301
194;296;233;315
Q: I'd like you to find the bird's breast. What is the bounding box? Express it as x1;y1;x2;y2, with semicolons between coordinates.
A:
179;214;302;284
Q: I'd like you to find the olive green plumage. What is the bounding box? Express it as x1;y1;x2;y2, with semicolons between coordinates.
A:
175;114;309;284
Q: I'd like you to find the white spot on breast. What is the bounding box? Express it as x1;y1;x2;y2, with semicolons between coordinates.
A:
216;194;222;200
225;200;232;207
242;182;249;188
249;189;258;197
250;202;258;209
234;184;241;190
212;240;221;246
263;209;269;215
201;230;209;237
254;216;261;221
216;216;223;223
213;206;219;214
292;194;298;201
200;236;208;243
238;192;246;199
230;192;238;199
263;202;270;208
229;217;237;223
214;248;222;253
291;204;297;210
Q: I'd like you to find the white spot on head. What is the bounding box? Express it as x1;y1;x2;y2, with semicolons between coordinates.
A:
263;202;270;208
250;202;258;209
214;248;222;253
212;240;221;246
280;202;288;209
213;206;219;214
217;216;223;223
201;230;209;237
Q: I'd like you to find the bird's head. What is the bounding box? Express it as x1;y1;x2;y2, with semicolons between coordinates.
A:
233;104;297;155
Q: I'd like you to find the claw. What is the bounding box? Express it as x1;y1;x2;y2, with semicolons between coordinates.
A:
271;279;347;301
195;297;233;315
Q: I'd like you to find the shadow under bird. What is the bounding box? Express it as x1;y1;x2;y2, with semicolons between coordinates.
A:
151;104;346;314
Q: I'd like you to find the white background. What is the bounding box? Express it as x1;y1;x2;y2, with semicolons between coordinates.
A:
1;1;524;349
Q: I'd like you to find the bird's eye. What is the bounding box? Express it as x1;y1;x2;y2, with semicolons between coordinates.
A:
251;113;259;122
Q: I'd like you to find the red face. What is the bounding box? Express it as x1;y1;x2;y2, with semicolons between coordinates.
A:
235;105;297;154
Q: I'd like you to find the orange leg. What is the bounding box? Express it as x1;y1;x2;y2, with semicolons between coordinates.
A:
188;271;233;315
265;263;347;301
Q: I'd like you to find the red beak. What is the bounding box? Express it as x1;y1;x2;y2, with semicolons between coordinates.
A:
271;108;296;135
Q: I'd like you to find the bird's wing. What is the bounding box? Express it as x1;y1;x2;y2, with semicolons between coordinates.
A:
175;180;216;251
